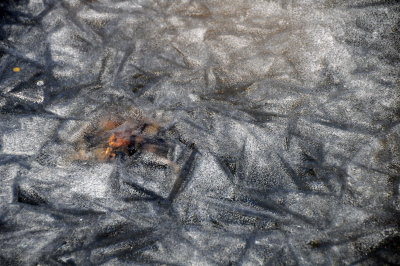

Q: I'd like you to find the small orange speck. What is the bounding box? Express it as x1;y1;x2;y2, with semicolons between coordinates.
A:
13;67;20;72
108;134;130;148
105;147;116;158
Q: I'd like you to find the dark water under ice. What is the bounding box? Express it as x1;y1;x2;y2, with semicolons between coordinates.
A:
0;0;400;265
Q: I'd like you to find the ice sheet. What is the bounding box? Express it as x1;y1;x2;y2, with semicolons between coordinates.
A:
0;0;399;264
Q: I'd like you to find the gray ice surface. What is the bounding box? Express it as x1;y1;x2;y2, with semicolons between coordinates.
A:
0;0;400;265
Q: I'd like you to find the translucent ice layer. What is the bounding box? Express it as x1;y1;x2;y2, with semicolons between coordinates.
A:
0;0;399;265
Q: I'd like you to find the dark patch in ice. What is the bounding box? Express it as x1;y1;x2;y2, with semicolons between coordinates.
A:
15;185;47;206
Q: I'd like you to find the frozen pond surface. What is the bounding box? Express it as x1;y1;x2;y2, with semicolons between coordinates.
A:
0;0;399;264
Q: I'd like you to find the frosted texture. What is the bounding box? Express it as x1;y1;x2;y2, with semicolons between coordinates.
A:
0;0;399;265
